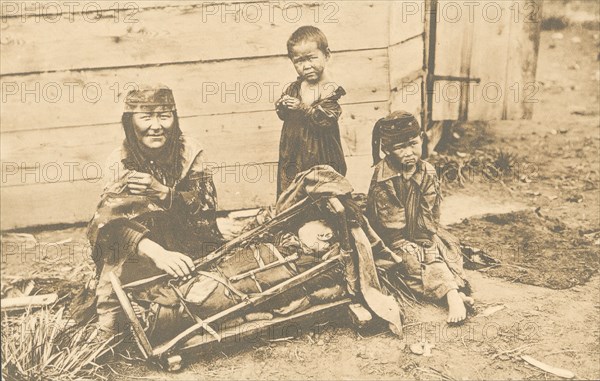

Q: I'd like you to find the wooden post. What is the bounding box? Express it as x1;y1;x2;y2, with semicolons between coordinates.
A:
504;0;544;119
458;11;475;121
423;0;438;134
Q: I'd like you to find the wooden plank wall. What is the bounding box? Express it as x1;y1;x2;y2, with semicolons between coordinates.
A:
431;0;542;122
1;1;425;230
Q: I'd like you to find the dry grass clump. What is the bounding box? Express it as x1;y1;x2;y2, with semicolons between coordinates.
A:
1;307;113;381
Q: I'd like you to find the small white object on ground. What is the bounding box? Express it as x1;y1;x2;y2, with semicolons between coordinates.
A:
1;293;58;312
521;355;575;379
479;304;506;317
410;341;435;356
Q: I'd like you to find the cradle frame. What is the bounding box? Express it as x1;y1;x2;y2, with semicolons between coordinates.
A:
109;196;364;366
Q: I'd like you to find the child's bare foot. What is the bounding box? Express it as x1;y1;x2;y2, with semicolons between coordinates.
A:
446;289;467;324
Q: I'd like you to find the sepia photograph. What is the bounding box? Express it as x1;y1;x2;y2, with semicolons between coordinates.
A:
0;0;598;380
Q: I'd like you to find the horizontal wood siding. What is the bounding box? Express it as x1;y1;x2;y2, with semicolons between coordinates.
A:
1;1;428;229
0;1;390;75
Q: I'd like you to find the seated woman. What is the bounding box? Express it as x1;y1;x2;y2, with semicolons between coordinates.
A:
88;85;224;338
367;111;474;324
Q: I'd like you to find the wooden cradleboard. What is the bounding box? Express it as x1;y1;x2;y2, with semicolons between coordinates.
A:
109;196;405;367
108;197;364;364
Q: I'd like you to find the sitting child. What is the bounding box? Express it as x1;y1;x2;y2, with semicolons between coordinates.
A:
366;111;474;324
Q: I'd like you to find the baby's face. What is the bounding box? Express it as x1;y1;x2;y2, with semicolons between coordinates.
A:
290;40;329;84
298;220;335;254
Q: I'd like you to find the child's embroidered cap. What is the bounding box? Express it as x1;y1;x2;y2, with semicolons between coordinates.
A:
372;110;421;165
124;84;176;113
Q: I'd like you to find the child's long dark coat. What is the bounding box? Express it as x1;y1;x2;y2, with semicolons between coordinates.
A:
276;81;347;197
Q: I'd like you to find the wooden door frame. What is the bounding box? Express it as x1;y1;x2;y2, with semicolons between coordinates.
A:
422;0;437;135
422;0;480;155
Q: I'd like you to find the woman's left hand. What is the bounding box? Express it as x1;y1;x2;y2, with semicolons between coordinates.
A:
126;172;169;200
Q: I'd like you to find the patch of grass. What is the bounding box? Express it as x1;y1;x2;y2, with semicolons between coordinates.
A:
493;150;519;174
435;121;495;156
1;307;113;381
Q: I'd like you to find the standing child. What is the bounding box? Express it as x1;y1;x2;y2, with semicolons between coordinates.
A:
275;25;347;197
366;111;474;324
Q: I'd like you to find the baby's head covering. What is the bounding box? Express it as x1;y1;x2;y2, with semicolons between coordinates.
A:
298;220;335;255
372;110;421;165
124;84;176;113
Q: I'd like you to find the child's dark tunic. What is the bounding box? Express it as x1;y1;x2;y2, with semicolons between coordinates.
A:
276;81;347;197
366;158;468;300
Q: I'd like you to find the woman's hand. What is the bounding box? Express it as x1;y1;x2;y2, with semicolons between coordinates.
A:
127;172;170;201
138;238;195;280
399;241;421;256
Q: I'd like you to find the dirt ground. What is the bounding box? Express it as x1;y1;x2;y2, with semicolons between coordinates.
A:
2;7;600;381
